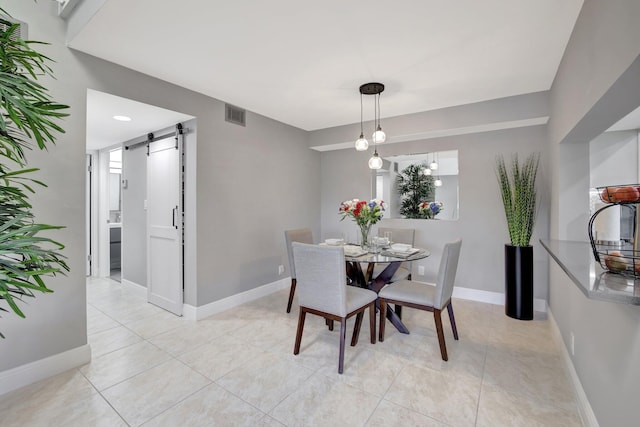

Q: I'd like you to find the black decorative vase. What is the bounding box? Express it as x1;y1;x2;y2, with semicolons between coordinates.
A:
504;244;534;320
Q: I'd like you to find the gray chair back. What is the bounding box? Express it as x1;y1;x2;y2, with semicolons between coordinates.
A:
433;239;462;309
284;228;313;279
292;242;347;317
379;227;416;275
378;227;415;246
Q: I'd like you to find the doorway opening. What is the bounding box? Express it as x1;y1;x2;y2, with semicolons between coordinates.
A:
85;89;195;316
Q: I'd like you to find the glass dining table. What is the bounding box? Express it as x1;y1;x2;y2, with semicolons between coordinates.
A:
344;245;430;334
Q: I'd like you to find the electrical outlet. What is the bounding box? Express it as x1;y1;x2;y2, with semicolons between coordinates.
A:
570;332;575;356
278;264;285;275
418;265;425;276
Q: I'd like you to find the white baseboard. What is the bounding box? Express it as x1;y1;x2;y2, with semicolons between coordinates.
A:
448;285;547;312
548;310;599;427
534;297;547;313
0;344;91;396
183;277;290;320
121;279;146;298
123;278;548;316
120;277;289;321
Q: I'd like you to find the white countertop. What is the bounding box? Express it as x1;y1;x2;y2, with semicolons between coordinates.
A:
540;239;640;305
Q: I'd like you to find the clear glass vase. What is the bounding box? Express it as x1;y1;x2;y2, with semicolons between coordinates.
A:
359;223;372;250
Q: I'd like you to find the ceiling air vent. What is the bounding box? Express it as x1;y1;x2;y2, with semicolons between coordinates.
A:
0;15;28;40
225;104;246;127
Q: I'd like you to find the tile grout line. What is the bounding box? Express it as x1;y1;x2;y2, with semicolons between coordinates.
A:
136;358;214;426
78;278;582;426
473;342;489;427
76;367;131;427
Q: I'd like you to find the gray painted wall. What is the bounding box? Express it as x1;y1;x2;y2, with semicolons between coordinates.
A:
319;125;551;300
548;0;640;147
195;110;320;305
121;121;198;290
589;130;638;187
547;1;640;426
122;135;148;287
1;1;88;371
1;2;318;372
309;91;549;149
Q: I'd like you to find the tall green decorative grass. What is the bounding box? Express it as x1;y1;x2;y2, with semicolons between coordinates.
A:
496;153;540;247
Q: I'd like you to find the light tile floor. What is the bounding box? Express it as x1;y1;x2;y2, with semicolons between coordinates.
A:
0;277;584;427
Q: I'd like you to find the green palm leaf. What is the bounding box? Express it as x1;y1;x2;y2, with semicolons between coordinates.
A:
0;8;70;337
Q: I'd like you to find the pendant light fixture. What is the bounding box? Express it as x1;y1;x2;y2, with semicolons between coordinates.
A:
372;90;386;144
356;83;386;169
435;176;443;187
354;92;369;151
429;152;439;171
368;150;383;169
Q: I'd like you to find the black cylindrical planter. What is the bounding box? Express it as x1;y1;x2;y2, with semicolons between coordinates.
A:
504;245;534;320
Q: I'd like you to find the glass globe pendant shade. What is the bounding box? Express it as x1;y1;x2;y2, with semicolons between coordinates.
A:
372;125;386;144
369;151;383;169
423;167;432;176
429;160;439;170
355;133;369;151
434;178;443;187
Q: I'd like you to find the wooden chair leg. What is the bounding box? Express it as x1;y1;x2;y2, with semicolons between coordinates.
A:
286;278;296;313
338;318;347;374
351;311;363;346
293;308;306;355
394;274;411;319
369;302;376;344
447;302;459;340
434;309;448;361
326;319;334;331
379;299;387;342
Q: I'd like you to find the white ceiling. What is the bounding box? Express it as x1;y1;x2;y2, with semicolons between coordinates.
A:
71;0;585;134
86;90;194;150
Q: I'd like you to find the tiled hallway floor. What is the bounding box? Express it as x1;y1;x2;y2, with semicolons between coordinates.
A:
0;277;583;426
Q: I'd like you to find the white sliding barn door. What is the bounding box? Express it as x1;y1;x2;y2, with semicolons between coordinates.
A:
147;136;183;315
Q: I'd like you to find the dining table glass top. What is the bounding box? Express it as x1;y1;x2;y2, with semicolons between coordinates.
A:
341;244;430;263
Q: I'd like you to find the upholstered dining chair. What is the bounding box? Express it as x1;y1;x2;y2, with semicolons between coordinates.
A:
284;228;314;313
292;242;377;374
374;227;416;282
373;227;416;319
378;239;462;361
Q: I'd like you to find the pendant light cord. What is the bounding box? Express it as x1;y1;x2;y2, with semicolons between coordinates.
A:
373;93;378;151
377;93;381;129
360;93;364;135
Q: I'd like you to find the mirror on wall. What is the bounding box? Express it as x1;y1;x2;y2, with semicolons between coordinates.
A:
373;150;459;220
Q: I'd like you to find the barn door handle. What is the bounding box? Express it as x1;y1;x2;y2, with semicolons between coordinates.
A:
172;206;179;229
